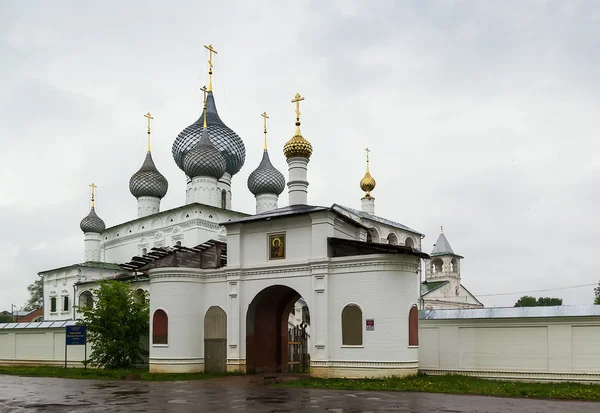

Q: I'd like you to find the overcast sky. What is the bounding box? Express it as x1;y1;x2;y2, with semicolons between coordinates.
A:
1;0;599;311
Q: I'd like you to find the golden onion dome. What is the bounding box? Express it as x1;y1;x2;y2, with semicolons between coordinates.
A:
360;171;376;196
283;123;313;159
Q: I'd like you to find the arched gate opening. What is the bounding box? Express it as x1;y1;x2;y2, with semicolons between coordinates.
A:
246;285;307;373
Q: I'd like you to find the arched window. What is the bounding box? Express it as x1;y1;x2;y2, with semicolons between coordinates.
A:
141;248;147;255
367;228;379;244
450;258;458;272
341;304;363;345
33;316;43;322
387;233;398;245
135;289;147;304
405;237;414;248
409;306;419;346
153;309;168;345
432;258;443;273
175;241;182;247
79;291;93;308
221;189;227;209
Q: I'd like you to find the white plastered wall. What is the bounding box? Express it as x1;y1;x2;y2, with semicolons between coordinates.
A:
419;316;600;381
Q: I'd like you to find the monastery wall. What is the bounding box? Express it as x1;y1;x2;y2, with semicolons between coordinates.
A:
0;326;91;367
419;311;600;382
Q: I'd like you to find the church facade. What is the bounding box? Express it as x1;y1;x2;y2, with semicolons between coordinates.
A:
36;46;480;378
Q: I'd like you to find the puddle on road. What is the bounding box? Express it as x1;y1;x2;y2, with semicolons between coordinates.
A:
112;390;149;396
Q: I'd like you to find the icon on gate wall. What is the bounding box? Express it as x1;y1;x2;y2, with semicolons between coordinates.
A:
269;234;286;260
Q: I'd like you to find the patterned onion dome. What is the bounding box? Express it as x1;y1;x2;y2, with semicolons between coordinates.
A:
183;126;227;179
129;152;168;199
80;207;106;233
247;150;286;196
173;92;245;176
360;171;376;195
283;123;313;159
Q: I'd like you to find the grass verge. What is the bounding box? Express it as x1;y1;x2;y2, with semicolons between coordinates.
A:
0;365;240;381
276;373;600;401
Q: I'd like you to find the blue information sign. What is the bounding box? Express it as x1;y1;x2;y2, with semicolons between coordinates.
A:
66;325;87;345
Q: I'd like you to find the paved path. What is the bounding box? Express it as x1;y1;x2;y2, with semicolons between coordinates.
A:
0;374;598;412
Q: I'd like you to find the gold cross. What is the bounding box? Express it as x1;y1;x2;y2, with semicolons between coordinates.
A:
441;225;444;234
291;93;305;120
204;44;218;91
261;112;269;149
89;183;97;207
144;112;154;151
200;85;208;128
365;148;371;172
200;85;208;106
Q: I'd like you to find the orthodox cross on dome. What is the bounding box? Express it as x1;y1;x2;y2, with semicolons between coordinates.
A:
261;111;269;149
291;93;304;123
291;93;305;136
89;183;97;207
365;147;371;172
144;112;154;152
200;85;208;128
204;44;218;91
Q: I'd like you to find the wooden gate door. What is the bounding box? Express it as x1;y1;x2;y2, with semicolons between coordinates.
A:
204;306;227;373
288;323;308;373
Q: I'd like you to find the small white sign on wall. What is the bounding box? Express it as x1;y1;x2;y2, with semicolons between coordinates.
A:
366;319;374;331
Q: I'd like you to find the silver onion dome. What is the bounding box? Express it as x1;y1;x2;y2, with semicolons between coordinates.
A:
247;150;286;196
183;126;227;179
129;152;168;199
80;207;106;234
172;92;246;176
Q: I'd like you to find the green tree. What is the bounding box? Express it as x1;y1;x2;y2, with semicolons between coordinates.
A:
537;297;563;306
0;314;13;323
514;296;537;307
76;280;149;369
594;282;600;305
514;295;563;307
24;278;44;311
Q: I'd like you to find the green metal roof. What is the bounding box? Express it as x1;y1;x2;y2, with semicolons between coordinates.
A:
420;280;448;296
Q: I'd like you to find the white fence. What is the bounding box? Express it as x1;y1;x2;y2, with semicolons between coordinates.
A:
0;321;90;367
419;306;600;382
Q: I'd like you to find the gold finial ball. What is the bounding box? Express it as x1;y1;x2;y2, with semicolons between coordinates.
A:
283;129;313;159
360;171;376;196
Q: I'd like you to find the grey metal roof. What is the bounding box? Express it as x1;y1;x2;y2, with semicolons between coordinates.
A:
431;232;456;256
247;149;286;196
334;204;424;236
419;305;600;320
38;261;122;275
222;204;369;231
183;126;227;179
0;320;77;329
172;92;246;176
129;151;169;199
80;207;106;234
223;204;330;225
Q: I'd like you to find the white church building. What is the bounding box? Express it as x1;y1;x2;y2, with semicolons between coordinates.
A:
36;47;481;378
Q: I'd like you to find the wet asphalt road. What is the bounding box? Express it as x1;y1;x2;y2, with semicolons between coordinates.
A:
0;374;599;412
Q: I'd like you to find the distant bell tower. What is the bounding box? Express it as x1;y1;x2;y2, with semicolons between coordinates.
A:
425;227;463;296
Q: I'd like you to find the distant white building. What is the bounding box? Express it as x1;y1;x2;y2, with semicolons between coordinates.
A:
34;49;481;378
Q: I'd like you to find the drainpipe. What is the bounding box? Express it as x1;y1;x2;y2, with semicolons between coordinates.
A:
73;284;76;320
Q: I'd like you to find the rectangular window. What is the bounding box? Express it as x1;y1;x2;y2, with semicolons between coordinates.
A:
50;297;57;313
63;296;69;312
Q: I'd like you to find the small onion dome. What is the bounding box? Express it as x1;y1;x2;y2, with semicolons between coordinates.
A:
183;126;227;179
360;171;376;197
129;152;168;199
172;92;246;176
283;123;313;159
80;207;106;233
247;150;286;196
